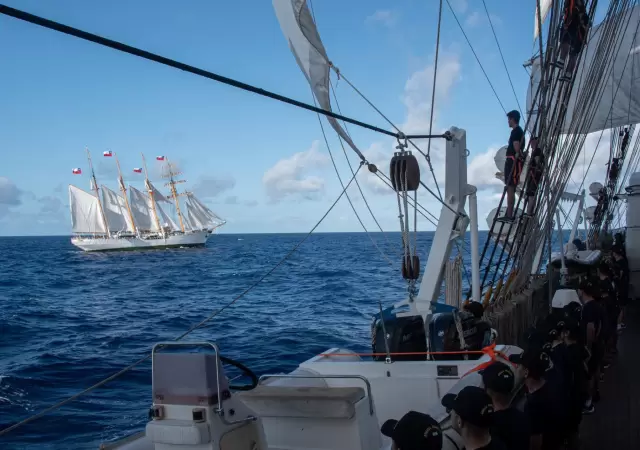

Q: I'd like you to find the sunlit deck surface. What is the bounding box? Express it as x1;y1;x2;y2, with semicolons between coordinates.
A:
581;303;639;449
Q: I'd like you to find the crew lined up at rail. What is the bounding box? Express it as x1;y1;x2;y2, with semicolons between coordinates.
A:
380;245;631;450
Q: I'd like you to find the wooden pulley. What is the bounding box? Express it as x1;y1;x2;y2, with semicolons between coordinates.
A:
401;254;420;280
367;163;378;173
389;151;420;192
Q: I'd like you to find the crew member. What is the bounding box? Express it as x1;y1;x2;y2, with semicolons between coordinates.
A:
510;347;566;450
498;110;525;223
558;0;589;81
480;362;530;450
562;318;588;450
611;245;630;330
578;279;604;413
381;410;444;450
525;136;544;216
442;386;507;449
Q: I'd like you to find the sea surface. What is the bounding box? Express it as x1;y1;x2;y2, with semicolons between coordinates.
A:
0;231;527;449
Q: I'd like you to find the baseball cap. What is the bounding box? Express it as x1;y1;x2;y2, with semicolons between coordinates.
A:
577;278;599;298
381;411;443;450
509;347;551;378
506;110;521;122
480;361;515;394
441;386;494;428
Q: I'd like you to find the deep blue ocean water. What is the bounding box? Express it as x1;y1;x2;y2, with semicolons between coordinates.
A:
0;231;515;449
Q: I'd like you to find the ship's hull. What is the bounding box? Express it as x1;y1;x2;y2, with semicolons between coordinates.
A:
71;230;208;252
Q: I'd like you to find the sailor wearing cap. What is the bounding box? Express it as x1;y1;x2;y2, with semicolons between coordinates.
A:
441;386;507;449
480;362;530;450
380;411;444;450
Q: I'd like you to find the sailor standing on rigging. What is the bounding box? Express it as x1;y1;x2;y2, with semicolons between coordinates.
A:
525;136;544;216
499;110;525;222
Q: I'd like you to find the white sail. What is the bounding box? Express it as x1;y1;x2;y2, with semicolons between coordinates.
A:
273;0;365;160
69;185;107;234
146;180;170;203
101;185;135;233
129;186;161;232
527;6;640;135
156;201;179;231
187;193;225;229
534;0;553;39
185;204;205;230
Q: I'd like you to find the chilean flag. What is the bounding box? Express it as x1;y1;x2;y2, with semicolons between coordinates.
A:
72;168;82;174
156;155;165;161
133;167;143;173
103;150;113;157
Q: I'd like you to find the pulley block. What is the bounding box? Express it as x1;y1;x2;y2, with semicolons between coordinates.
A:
390;151;420;192
401;254;420;280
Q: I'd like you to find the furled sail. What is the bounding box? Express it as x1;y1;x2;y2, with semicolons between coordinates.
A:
129;186;160;232
534;0;553;39
101;185;134;232
68;185;107;234
273;0;365;160
526;6;640;135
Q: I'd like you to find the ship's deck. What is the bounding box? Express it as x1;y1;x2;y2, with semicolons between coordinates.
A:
582;303;639;449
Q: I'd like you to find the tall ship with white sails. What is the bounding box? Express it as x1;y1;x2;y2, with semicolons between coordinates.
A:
68;150;225;252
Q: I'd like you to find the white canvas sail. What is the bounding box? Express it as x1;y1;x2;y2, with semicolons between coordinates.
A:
273;0;365;160
69;185;107;234
129;186;161;232
185;204;205;230
187;193;225;229
102;185;135;233
527;5;640;134
146;180;170;203
156;201;179;231
534;0;553;39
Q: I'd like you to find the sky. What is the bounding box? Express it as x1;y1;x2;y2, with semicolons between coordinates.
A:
0;0;620;235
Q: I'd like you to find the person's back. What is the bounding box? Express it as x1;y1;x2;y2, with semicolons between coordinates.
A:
490;407;530;450
563;319;588;449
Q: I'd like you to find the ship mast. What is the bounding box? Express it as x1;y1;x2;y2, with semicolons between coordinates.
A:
164;156;186;232
114;152;137;235
142;153;163;234
86;148;110;236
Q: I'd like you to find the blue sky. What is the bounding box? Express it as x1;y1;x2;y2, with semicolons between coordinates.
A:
0;0;610;235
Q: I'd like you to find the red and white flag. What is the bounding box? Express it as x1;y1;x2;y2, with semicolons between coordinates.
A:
156;155;165;161
133;167;143;173
103;150;113;157
72;168;82;174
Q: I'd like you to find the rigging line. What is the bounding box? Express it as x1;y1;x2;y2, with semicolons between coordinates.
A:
0;4;436;143
481;0;524;115
444;0;507;114
306;0;398;261
311;92;395;266
425;0;445;201
0;164;364;437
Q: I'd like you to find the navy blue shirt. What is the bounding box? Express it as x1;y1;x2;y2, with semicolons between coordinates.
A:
507;126;525;157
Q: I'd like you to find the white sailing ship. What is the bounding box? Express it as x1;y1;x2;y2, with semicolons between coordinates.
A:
68;151;225;252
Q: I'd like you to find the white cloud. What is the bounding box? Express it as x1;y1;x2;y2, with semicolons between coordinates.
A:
468;145;504;191
262;140;330;202
366;10;398;28
0;177;21;206
358;52;462;195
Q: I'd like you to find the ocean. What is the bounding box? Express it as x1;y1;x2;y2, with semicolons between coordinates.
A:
0;231;518;449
